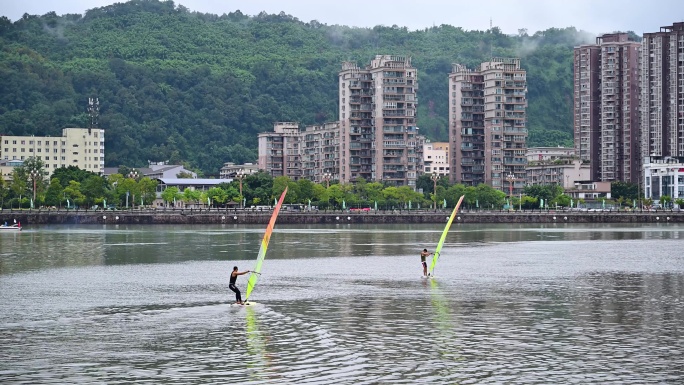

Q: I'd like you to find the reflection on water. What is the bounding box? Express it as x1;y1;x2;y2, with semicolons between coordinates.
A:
1;224;684;383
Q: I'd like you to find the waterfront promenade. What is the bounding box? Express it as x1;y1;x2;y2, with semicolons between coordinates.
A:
2;207;684;225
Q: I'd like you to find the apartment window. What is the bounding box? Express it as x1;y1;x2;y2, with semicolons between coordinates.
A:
37;141;41;145
37;148;41;153
3;140;6;144
21;140;25;145
54;141;57;146
3;148;6;152
44;156;49;161
29;148;33;153
21;148;25;153
61;156;65;161
12;140;16;144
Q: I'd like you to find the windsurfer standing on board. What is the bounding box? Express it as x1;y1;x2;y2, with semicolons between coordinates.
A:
229;266;250;305
420;249;432;277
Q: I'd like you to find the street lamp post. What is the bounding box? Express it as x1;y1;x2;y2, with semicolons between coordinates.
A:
431;173;438;210
30;169;40;203
323;172;332;210
506;173;515;197
127;171;138;208
236;170;245;208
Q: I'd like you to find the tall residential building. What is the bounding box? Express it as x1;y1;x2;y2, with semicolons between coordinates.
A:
257;122;302;180
339;55;420;187
640;23;684;166
449;58;527;194
0;127;105;176
301;122;341;183
574;33;640;184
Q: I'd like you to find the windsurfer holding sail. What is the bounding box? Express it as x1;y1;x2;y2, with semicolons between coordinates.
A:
229;266;250;304
420;249;432;277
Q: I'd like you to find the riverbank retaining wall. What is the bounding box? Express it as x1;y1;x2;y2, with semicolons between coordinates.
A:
3;209;684;225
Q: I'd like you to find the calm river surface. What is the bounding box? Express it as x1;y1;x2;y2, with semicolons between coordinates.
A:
1;223;684;384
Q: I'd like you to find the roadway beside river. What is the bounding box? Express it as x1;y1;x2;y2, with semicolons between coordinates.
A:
2;208;684;225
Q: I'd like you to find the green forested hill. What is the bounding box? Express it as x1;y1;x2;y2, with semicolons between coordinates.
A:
0;0;597;175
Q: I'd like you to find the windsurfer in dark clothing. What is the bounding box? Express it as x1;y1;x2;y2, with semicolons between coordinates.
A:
420;249;432;277
229;266;250;304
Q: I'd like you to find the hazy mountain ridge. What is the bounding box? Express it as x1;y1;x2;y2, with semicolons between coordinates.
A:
0;0;605;175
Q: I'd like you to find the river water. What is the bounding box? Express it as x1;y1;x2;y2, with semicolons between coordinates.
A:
1;223;683;384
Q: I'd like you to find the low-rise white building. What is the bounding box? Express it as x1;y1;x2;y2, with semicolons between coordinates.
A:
154;178;229;207
526;146;575;163
643;157;684;201
525;160;590;190
0;128;105;176
423;141;449;176
103;161;197;179
220;162;259;179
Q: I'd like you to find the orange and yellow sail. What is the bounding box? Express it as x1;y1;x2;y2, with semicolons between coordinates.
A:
244;187;288;302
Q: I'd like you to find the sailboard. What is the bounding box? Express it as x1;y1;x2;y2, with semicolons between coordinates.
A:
243;187;288;303
427;195;465;278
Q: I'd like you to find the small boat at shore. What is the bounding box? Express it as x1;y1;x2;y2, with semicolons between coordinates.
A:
0;220;21;231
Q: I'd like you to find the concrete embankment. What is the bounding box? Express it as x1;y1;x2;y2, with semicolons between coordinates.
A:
3;209;684;225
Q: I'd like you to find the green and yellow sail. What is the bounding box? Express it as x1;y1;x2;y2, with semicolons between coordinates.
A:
429;195;464;276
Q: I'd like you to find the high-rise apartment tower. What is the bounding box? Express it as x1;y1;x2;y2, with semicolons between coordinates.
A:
640;23;684;163
574;33;640;183
448;58;527;194
339;55;420;186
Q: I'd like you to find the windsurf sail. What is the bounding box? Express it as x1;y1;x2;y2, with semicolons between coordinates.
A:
428;195;464;276
244;187;288;302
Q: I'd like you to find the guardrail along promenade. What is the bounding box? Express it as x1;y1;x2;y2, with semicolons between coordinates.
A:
2;208;684;225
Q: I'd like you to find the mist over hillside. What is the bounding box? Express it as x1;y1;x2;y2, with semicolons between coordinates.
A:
0;0;605;175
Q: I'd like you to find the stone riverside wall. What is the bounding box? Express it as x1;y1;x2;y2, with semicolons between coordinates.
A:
3;209;684;225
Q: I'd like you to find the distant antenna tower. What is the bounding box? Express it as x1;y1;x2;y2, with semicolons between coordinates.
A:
88;97;99;133
490;17;493;59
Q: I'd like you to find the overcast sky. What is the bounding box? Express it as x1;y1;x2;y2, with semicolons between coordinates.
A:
1;0;682;35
